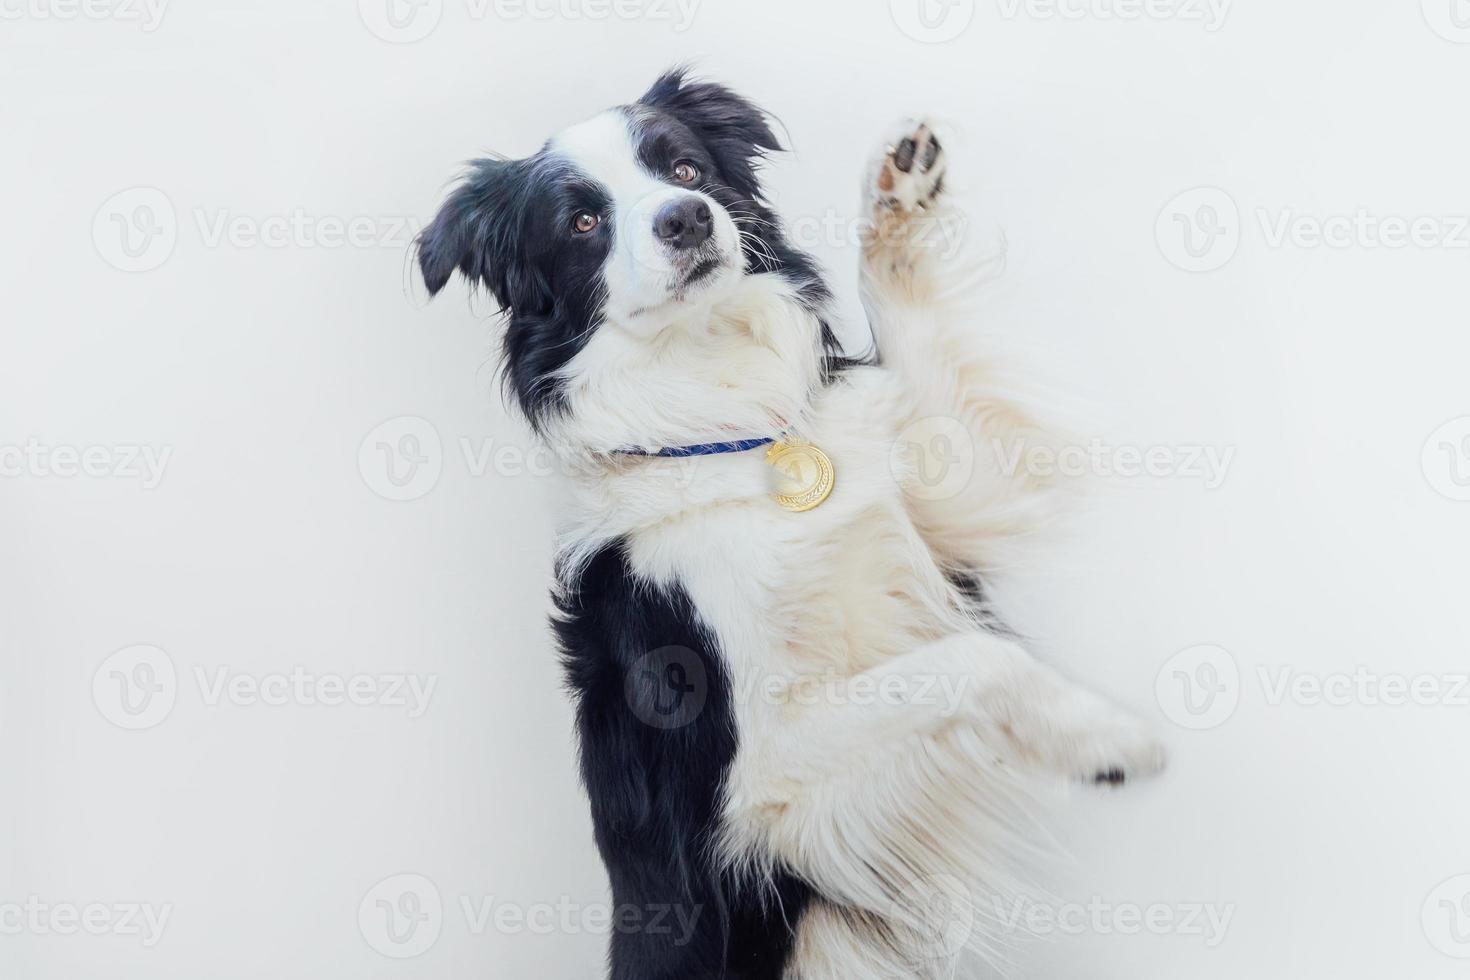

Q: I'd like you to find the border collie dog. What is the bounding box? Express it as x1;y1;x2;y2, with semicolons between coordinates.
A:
418;69;1165;979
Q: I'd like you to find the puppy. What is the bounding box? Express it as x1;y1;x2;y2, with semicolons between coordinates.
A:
417;68;1164;980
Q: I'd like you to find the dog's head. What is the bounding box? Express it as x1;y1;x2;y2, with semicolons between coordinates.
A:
418;69;834;449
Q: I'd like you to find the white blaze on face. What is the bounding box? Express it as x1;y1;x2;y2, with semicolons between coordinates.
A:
550;110;741;336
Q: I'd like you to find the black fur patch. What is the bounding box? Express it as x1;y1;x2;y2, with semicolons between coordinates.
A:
556;543;812;979
416;153;615;429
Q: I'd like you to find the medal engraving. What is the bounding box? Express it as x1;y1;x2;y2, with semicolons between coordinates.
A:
766;440;835;512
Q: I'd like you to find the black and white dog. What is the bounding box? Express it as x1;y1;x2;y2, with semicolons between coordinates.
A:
417;69;1165;980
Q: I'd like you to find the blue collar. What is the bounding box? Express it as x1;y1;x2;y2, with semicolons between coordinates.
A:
615;437;774;459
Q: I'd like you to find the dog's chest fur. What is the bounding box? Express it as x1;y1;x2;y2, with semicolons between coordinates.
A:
598;367;971;855
549;284;984;975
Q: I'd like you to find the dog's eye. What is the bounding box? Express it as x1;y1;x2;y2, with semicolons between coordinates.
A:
672;162;700;183
572;212;599;234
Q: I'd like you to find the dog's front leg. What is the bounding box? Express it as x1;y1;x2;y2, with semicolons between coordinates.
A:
858;121;1065;571
727;631;1165;966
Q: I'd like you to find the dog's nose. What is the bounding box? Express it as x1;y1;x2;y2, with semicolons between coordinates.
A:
653;197;713;250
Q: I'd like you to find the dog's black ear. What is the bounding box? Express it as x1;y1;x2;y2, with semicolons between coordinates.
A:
417;158;539;309
638;67;782;197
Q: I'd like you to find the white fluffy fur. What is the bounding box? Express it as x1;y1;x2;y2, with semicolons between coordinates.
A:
545;115;1165;978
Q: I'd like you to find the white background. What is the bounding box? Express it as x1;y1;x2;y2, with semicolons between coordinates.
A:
4;0;1470;977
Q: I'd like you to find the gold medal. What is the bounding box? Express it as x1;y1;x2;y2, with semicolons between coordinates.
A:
766;439;835;512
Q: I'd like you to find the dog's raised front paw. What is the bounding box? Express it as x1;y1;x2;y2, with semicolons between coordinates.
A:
869;119;948;214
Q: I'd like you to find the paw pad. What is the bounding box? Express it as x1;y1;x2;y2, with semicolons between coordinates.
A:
873;120;947;213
